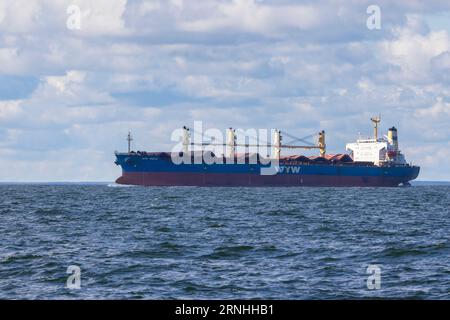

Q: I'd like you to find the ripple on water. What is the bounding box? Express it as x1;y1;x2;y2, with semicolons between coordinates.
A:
0;184;449;299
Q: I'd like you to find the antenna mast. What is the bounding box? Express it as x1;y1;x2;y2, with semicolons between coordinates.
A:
127;131;133;153
370;115;381;140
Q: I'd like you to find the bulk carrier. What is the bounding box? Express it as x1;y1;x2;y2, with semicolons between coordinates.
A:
114;117;420;187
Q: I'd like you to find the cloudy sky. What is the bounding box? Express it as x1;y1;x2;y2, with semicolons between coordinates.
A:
0;0;449;181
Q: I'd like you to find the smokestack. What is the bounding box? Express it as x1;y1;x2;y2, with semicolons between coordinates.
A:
388;127;398;150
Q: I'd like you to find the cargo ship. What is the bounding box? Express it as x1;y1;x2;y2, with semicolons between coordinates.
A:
114;117;420;187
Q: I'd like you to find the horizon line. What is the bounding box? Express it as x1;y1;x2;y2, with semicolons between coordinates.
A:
0;180;449;185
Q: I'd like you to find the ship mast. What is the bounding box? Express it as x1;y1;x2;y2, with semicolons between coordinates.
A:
371;115;381;141
318;130;326;157
127;131;133;153
185;127;326;157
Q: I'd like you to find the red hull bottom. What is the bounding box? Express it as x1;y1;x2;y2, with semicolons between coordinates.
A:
116;172;406;187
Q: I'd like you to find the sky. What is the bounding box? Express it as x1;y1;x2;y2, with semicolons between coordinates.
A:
0;0;450;181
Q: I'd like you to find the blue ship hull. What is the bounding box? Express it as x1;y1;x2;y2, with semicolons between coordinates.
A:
114;152;420;187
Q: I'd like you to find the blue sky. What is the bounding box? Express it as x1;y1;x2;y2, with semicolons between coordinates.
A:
0;0;449;181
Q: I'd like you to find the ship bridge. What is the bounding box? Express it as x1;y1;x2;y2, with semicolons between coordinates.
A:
346;116;406;166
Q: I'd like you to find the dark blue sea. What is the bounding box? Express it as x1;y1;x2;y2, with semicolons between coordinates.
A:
1;183;449;299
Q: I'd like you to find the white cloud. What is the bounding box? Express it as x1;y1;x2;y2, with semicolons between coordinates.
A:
139;0;161;14
0;100;22;120
0;47;25;73
72;0;128;36
46;70;85;92
178;0;320;34
380;28;450;82
414;98;450;119
0;1;42;33
0;0;128;36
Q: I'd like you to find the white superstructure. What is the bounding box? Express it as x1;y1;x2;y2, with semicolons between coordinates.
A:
346;117;407;166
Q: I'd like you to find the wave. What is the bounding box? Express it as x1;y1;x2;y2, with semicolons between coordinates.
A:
107;183;136;188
